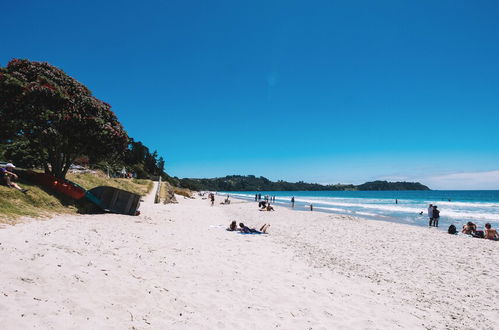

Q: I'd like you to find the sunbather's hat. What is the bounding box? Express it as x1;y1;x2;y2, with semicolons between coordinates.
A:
5;163;15;168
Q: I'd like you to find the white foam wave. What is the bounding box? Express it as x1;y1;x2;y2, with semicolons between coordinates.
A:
295;198;421;213
312;206;346;213
228;193;499;222
427;201;499;208
355;211;386;217
295;198;499;221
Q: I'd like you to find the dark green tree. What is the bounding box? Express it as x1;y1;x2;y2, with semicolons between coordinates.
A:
0;59;129;178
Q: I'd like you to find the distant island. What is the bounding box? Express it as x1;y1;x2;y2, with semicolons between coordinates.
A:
174;175;430;191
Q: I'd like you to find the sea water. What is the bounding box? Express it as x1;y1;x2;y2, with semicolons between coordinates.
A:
222;190;499;230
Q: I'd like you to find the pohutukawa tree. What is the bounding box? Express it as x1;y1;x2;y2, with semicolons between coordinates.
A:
0;59;129;178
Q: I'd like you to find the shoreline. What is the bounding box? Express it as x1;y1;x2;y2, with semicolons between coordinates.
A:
221;191;499;231
0;190;497;329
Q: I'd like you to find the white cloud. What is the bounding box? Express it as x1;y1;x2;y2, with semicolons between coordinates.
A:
423;170;499;190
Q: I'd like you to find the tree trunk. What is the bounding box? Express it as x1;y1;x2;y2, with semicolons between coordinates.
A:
61;156;72;179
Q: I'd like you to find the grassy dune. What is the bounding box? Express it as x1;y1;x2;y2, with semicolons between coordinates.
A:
67;171;153;195
158;180;193;203
0;171;153;224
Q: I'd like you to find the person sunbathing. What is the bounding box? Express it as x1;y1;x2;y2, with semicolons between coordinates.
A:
484;223;499;241
462;222;477;235
238;222;270;234
226;221;238;231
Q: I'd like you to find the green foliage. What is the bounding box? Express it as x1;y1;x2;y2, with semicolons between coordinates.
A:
355;180;430;191
178;175;353;191
0;59;128;178
177;175;430;191
2;138;46;168
100;138;168;179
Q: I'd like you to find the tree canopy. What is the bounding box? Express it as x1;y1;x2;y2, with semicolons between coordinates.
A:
0;59;129;178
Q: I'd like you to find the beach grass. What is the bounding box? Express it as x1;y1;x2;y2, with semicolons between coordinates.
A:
0;171;153;223
158;180;192;203
173;186;192;198
67;171;153;196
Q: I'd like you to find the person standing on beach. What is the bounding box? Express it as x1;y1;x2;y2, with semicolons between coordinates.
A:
432;206;440;227
210;193;215;206
428;204;434;227
255;194;257;201
291;196;295;208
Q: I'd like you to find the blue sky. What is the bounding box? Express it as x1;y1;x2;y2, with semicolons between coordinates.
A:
2;0;499;189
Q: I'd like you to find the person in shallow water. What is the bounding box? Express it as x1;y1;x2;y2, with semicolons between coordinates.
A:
427;204;434;227
432;206;440;227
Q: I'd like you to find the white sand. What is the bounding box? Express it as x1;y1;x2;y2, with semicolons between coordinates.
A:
0;187;498;329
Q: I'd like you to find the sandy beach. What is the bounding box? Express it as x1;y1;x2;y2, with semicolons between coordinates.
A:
0;186;498;329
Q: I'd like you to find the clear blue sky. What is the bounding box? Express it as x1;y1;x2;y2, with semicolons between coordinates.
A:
2;1;499;189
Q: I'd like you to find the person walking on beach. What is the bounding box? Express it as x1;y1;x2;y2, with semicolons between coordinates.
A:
210;193;215;206
432;206;440;227
291;196;295;208
428;204;434;227
255;194;257;201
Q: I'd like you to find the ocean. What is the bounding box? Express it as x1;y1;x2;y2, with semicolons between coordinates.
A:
222;190;499;230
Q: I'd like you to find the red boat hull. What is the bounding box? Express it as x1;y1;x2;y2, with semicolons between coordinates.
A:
25;171;86;200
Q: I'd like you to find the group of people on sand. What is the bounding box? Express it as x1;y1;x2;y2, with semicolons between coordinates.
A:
427;203;498;240
257;201;274;211
452;221;499;240
226;221;270;234
1;163;28;193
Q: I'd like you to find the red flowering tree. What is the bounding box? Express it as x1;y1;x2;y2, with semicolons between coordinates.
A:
0;59;129;178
